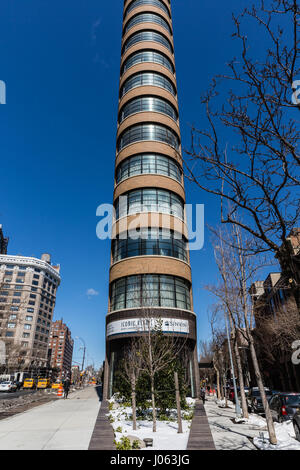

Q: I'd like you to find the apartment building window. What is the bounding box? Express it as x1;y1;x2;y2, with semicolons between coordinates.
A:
27;308;34;313
7;323;16;329
6;332;14;337
25;316;33;321
9;315;17;320
22;333;30;338
24;324;32;330
16;279;25;283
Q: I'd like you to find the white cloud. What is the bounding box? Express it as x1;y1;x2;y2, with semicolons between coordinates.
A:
86;288;99;298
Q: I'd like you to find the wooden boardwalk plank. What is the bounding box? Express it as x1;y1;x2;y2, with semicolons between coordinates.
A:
88;400;116;450
187;400;215;450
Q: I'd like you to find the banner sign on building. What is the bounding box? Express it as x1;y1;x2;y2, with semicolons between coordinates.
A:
107;318;189;337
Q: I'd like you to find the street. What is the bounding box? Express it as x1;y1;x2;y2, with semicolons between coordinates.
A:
0;385;101;450
0;389;38;400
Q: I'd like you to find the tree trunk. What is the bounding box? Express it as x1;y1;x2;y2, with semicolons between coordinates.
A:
150;375;157;433
249;339;277;445
279;366;287;391
292;365;300;392
131;372;137;431
215;367;221;399
284;359;294;391
174;372;183;433
234;341;249;419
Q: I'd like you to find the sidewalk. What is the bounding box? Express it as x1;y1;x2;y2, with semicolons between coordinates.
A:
0;386;101;450
205;397;259;450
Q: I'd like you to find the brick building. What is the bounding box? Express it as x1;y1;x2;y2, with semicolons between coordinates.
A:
48;320;74;379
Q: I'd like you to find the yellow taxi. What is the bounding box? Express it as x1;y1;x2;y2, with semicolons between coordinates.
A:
23;378;36;389
37;378;51;389
51;381;63;390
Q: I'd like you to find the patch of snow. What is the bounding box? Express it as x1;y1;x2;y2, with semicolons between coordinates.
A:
109;399;195;451
250;417;300;450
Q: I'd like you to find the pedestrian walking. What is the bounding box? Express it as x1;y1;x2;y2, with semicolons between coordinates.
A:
63;378;70;399
200;387;206;405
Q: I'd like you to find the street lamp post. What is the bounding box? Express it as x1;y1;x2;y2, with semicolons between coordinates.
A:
75;337;86;372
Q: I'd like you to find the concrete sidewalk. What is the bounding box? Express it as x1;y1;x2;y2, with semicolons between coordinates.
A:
0;386;101;450
205;397;262;450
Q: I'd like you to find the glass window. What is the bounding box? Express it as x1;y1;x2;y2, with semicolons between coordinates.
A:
110;274;191;311
124;13;171;35
123;30;172;53
116;154;181;183
115;188;184;219
121;72;175;97
118;123;179;151
122;50;174;74
119;96;177;123
125;0;170;18
112;229;187;262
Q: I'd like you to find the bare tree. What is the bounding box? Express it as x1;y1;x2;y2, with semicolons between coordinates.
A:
255;298;300;391
185;0;300;307
136;309;186;432
121;339;143;431
209;225;278;443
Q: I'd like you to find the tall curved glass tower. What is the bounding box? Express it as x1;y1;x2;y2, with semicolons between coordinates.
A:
103;0;200;399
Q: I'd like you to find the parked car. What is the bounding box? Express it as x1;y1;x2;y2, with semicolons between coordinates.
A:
293;411;300;442
269;393;300;422
247;387;273;413
0;381;18;393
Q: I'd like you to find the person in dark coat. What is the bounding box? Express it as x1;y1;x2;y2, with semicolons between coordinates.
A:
63;378;71;399
200;387;206;404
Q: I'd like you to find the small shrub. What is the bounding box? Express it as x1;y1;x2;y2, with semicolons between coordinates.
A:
183;411;194;421
108;402;114;411
132;440;140;450
116;426;122;433
115;437;132;450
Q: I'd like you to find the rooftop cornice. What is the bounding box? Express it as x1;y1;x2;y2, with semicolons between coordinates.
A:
0;254;61;281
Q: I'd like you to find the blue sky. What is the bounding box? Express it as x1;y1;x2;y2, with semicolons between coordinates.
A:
0;0;268;369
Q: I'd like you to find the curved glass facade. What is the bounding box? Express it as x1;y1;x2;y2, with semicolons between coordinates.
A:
116;153;182;183
120;72;176;97
124;13;172;35
117;123;180;151
112;228;188;263
125;0;170;18
115;188;184;220
119;96;178;123
122;50;174;74
123;30;172;53
110;274;191;311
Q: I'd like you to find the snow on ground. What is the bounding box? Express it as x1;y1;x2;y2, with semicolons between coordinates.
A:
108;397;195;450
253;420;300;450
